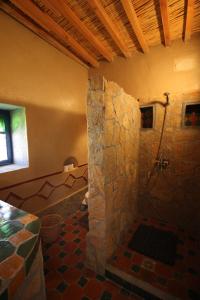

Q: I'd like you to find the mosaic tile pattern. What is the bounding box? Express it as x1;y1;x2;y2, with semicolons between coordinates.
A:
42;210;143;300
0;221;24;240
0;200;40;300
0;241;15;263
108;217;200;300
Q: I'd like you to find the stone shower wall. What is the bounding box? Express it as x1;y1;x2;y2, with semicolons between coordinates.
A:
138;91;200;237
87;75;140;273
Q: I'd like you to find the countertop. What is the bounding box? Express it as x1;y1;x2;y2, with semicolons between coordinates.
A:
0;200;41;299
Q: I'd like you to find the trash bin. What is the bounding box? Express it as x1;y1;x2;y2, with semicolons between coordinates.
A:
41;214;63;243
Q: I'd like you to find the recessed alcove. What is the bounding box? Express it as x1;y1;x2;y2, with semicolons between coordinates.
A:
140;105;154;129
183;102;200;127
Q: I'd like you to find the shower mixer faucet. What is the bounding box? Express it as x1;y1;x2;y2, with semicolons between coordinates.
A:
155;157;169;170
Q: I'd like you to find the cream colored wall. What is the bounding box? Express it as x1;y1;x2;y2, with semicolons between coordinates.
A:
91;33;200;99
92;34;200;235
0;12;88;187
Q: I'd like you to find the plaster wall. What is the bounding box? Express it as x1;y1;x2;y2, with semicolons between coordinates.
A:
91;34;200;99
87;75;140;273
0;12;88;189
90;35;200;236
0;165;88;214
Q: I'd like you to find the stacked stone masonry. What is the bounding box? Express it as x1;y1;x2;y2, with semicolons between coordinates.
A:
138;91;200;238
86;74;140;274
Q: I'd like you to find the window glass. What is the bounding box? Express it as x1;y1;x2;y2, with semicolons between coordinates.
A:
0;110;13;165
0;104;29;172
0;116;5;132
0;133;8;161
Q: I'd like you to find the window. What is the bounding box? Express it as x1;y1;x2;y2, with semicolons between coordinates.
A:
0;103;29;173
0;110;13;166
183;103;200;127
140;106;154;129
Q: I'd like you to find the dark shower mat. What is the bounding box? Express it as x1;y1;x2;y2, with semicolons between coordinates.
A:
128;224;178;266
78;213;89;230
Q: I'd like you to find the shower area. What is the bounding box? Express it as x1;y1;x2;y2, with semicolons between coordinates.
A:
86;74;200;299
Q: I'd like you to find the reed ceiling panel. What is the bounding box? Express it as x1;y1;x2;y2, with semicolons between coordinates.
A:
1;0;200;66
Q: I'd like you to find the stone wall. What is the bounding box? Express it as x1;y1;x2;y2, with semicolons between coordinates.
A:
138;91;200;237
86;75;140;273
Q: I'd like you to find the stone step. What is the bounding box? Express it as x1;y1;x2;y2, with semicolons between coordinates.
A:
106;264;180;300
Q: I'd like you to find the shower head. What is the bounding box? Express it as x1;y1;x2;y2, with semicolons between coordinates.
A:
163;92;170;106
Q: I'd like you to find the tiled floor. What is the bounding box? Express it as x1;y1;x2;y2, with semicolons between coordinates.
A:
42;210;142;300
108;217;200;300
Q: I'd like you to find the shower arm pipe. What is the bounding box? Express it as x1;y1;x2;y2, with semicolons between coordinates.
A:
139;99;169;108
145;92;170;186
155;92;170;160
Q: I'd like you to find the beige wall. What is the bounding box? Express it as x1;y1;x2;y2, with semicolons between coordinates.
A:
91;34;200;99
0;12;88;187
92;35;200;236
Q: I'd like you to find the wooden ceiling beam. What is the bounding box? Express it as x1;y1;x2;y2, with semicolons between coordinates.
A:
121;0;149;53
159;0;171;46
43;0;113;62
41;0;62;17
0;2;88;68
88;0;131;58
184;0;195;41
10;0;99;67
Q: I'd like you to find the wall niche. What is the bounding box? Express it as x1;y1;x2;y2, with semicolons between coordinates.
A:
183;102;200;127
140;105;154;129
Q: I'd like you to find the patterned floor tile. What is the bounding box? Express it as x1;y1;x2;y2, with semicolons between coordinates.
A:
84;279;104;299
63;283;84;299
43;212;138;300
108;216;200;300
43;210;144;299
56;281;68;293
43;210;200;300
46;289;62;300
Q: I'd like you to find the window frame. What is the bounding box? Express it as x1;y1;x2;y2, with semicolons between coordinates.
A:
0;109;13;166
182;102;200;128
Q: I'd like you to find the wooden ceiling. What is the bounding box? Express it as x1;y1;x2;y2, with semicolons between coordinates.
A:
1;0;200;68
